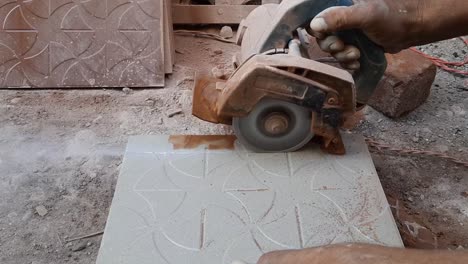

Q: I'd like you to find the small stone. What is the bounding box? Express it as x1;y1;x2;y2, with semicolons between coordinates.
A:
434;145;449;153
86;242;92;247
122;87;132;94
89;172;97;179
84;122;91;128
35;205;48;217
220;26;233;39
456;245;465;250
66;242;73;248
145;98;155;106
211;66;225;79
176;77;194;86
10;97;21;104
453;52;459;58
412;137;419;143
422;127;432;134
461;191;468;198
72;241;87;252
213;49;223;55
157;117;164;125
420;194;425;200
407;196;414;202
167;109;183;118
451;105;466;116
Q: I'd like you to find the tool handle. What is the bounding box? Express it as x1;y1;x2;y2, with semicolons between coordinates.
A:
257;0;386;104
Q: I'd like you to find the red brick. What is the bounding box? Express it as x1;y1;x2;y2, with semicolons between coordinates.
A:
307;41;437;118
368;49;437;118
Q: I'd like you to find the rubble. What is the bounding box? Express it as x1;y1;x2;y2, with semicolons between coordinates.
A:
35;206;48;217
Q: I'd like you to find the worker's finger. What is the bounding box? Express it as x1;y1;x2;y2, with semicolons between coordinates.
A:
309;18;327;39
310;5;368;34
317;35;345;53
257;250;298;264
332;45;361;62
340;60;360;70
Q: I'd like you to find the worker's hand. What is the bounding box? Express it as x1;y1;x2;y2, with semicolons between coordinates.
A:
257;243;468;264
257;244;380;264
309;0;423;69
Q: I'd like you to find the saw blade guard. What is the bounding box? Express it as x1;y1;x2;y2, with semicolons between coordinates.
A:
237;0;387;105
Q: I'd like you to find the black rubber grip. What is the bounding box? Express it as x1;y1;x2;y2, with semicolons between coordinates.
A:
258;0;387;104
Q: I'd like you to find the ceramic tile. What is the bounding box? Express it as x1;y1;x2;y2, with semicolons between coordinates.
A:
0;0;164;88
97;134;402;264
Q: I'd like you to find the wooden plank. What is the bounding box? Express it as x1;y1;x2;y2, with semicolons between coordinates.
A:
172;5;257;24
163;0;175;74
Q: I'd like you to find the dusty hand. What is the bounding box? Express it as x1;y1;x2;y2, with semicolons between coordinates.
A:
309;0;423;69
257;244;383;264
257;243;468;264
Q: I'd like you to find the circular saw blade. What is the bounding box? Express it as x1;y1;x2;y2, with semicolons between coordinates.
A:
232;98;313;152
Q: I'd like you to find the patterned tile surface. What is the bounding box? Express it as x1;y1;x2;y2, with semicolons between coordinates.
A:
0;0;164;88
97;134;402;264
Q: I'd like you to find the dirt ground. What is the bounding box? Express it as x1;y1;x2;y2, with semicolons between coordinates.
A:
0;32;467;264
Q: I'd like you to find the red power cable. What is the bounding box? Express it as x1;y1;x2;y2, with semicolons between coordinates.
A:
410;37;468;76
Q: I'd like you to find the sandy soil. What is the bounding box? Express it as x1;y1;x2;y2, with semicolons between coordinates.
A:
0;33;467;264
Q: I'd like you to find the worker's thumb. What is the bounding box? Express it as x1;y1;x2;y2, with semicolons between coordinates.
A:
310;5;367;35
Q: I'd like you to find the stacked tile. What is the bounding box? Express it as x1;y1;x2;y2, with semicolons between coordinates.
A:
0;0;174;88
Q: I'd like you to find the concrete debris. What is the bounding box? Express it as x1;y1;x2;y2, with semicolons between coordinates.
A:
167;109;183;118
220;26;233;39
211;66;225;79
176;77;194;86
10;97;21;104
122;87;132;94
35;205;48;217
422;127;432;134
451;105;466;116
71;241;87;252
89;172;97;179
145;98;155;106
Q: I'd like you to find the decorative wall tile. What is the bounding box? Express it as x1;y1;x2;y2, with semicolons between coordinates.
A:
0;0;164;88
